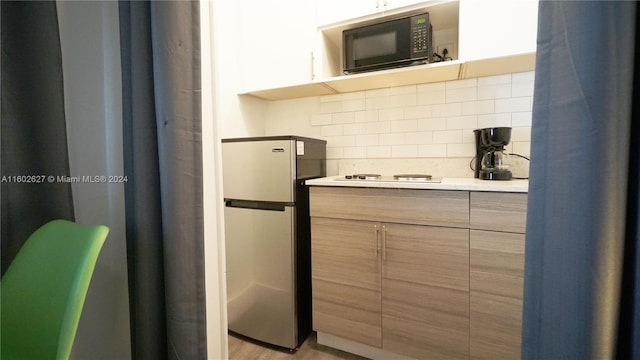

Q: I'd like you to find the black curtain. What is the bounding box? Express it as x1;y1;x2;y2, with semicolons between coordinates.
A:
119;1;206;359
522;1;639;359
1;1;74;275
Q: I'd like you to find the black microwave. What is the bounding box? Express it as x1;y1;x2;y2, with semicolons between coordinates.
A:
343;13;433;74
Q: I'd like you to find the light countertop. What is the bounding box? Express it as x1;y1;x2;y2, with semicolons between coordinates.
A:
305;176;528;193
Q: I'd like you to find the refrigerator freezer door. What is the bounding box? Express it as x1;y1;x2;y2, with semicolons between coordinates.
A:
222;139;296;203
225;204;297;348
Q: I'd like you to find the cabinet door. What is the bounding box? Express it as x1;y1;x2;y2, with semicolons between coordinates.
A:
316;0;376;27
470;192;528;233
458;0;538;61
470;230;525;360
316;0;429;27
238;0;315;92
311;217;382;347
382;223;470;360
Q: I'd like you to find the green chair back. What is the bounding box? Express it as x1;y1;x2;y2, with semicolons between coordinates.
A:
1;219;108;360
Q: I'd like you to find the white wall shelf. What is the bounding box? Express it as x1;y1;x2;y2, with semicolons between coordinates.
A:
241;53;534;101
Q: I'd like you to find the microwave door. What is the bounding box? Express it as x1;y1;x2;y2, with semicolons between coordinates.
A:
343;17;411;73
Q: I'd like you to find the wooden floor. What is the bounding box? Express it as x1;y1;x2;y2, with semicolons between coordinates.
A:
228;332;369;360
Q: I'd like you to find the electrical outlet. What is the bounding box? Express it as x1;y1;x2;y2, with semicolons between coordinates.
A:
436;43;455;58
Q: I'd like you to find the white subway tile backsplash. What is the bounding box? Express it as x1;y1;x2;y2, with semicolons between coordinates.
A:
446;87;477;103
417;90;446;105
366;88;390;98
332;112;355;124
268;71;534;176
478;74;511;86
462;129;476;144
311;114;332;126
367;145;392;158
389;93;417;108
512;141;531;157
404;105;431;119
379;133;406;145
446;115;477;130
447;143;475;157
462;100;495;115
405;131;433;145
326;147;343;159
512;111;533;127
389;85;417;95
366;121;391;134
379;108;404;121
512;82;535;97
342;91;366;100
325;135;355;147
418;117;447;131
391;119;418;133
477;113;512;128
343;146;367;159
343;123;367;135
477;84;511;100
354;110;378;123
434;130;463;144
356;134;379;146
417;82;446;92
320;101;342;114
512;71;535;83
320;93;343;102
342;99;366;112
366;97;391;110
418;144;447;157
392;144;418;158
511;127;532;142
321;124;343;136
446;78;477;89
432;103;462;117
495;97;532;113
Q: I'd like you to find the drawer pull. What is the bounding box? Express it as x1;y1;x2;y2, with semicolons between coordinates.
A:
374;224;379;256
382;225;387;261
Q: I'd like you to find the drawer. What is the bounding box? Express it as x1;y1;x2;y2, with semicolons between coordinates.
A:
310;187;469;228
470;192;528;233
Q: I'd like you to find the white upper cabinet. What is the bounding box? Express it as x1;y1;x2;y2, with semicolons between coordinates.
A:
316;0;429;27
237;0;317;92
239;0;539;100
458;0;538;61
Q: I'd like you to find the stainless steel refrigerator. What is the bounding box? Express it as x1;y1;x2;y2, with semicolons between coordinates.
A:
221;136;326;349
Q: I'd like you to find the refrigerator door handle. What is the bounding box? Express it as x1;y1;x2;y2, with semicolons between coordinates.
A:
224;199;294;212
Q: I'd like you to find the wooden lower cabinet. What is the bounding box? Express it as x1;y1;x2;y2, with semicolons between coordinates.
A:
311;217;470;359
311;217;382;347
470;229;525;360
383;223;469;360
310;188;527;360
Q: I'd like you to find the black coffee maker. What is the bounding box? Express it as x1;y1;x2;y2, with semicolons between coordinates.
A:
473;127;512;180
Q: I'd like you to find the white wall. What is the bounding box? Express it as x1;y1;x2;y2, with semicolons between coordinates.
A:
265;71;534;178
57;2;131;359
201;1;228;358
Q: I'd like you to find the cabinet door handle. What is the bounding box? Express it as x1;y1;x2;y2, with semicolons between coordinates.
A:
382;225;387;261
310;51;315;81
374;224;379;256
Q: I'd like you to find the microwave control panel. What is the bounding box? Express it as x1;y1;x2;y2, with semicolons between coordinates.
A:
410;13;432;60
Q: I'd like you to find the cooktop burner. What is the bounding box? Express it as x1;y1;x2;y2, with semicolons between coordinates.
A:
393;174;432;181
344;174;381;180
339;173;440;183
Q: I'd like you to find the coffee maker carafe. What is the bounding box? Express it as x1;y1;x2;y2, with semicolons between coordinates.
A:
473;127;512;180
